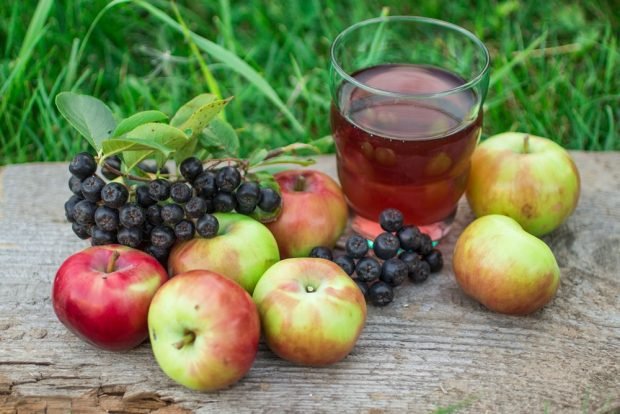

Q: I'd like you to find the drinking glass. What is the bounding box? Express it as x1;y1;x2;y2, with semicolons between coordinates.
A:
329;16;490;241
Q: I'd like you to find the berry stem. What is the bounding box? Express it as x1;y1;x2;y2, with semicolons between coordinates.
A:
97;158;152;182
105;251;120;274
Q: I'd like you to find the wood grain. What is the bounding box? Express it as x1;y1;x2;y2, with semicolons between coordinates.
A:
0;153;618;413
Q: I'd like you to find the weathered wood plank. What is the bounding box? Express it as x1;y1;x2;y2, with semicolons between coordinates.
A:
0;153;618;413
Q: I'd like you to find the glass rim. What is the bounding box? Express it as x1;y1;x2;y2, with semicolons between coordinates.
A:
330;16;491;99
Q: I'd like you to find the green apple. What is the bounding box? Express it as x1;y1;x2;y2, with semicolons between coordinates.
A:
253;258;367;366
148;270;260;391
466;132;580;236
453;215;560;315
168;213;280;293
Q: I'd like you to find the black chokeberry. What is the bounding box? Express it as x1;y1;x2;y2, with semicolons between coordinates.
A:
193;171;217;198
345;234;369;259
117;227;143;248
160;203;185;225
94;205;119;232
119;203;146;227
398;225;422;251
80;175;105;202
367;281;394;306
91;227;116;246
398;251;421;275
380;258;408;286
136;185;157;207
373;232;400;260
333;255;355;275
235;203;255;215
101;155;121;180
184;196;207;218
146;204;163;225
174;220;195;241
309;246;333;261
138;160;169;175
149;179;170;201
196;214;219;238
72;200;97;225
64;195;83;223
69;152;97;179
424;249;444;273
409;260;431;284
235;182;260;209
151;226;176;249
215;166;241;192
170;182;192;203
355;257;381;283
69;176;82;196
258;187;281;212
379;208;404;232
355;280;368;297
101;182;129;208
418;234;434;256
72;222;91;240
180;157;203;182
144;244;169;265
213;192;236;212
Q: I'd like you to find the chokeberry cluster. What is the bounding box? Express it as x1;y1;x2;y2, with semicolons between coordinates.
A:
64;153;282;265
309;208;443;307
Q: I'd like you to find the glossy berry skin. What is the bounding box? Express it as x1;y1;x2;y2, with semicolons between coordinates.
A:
398;226;422;251
119;203;146;228
424;249;444;273
213;192;236;212
73;200;97;225
235;203;255;215
94;206;119;232
136;185;157;208
309;246;333;261
193;171;217;198
72;222;91;239
367;281;394;307
380;258;408;287
170;182;192;203
196;214;219;238
138;161;169;175
398;251;421;275
418;234;434;256
101;155;121;180
216;166;242;192
91;227;116;246
117;227;143;248
409;260;431;284
373;232;400;260
69;152;97;179
145;244;170;264
355;280;368;297
235;182;260;209
345;234;369;259
81;175;105;202
160;203;185;225
64;195;83;223
148;179;171;201
146;204;163;225
179;157;203;182
150;226;176;249
379;208;404;232
355;257;381;283
69;176;83;196
174;220;195;241
184;196;207;219
101;182;129;209
333;255;355;276
258;188;281;212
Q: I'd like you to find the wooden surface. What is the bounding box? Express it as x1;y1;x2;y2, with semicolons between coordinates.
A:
0;152;618;414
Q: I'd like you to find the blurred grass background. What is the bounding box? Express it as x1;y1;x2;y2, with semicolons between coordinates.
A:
0;0;618;165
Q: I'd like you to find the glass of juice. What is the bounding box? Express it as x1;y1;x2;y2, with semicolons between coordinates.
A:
330;16;490;241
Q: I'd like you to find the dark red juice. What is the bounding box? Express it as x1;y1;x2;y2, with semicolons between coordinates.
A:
331;64;482;226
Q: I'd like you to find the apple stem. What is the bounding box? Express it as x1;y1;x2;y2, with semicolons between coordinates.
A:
294;174;307;192
523;134;530;154
105;251;120;274
173;331;196;350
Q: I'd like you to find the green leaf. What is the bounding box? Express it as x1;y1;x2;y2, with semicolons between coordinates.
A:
121;123;190;171
177;97;232;139
170;93;218;127
55;92;116;150
245;172;282;223
113;110;169;136
251;155;316;168
199;118;240;157
247;149;269;167
101;137;173;158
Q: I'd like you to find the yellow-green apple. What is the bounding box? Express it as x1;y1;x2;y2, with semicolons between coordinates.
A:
466;132;580;236
252;258;366;366
265;170;348;258
168;213;279;293
453;215;560;315
148;270;260;391
52;245;168;351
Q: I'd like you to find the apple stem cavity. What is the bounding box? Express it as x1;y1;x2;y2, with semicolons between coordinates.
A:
173;330;196;350
523;134;530;154
105;251;120;274
294;174;307;192
305;285;316;293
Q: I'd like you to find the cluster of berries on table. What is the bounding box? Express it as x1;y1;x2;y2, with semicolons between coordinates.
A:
310;208;443;307
64;152;281;264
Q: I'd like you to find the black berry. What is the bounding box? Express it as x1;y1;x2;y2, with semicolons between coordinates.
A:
193;171;217;198
101;182;129;208
160;203;185;225
367;281;394;306
91;227;116;246
409;260;431;284
380;258;408;286
170;182;192;203
69;152;96;179
235;182;260;209
215;166;241;192
345;234;369;259
119;203;146;227
117;227;143;248
355;257;381;283
149;179;170;201
69;176;82;196
145;244;170;264
146;204;163;225
180;157;203;182
184;196;208;219
355;280;368;297
379;208;404;232
373;232;400;260
174;220;195;241
213;192;236;212
101;155;121;180
72;222;91;239
398;251;421;275
136;185;157;207
72;200;97;225
150;226;176;249
258;187;281;212
196;214;219;238
94;206;119;232
64;195;83;223
424;249;444;273
398;225;422;251
418;234;434;256
138;161;169;175
80;175;105;202
333;255;355;275
309;246;333;261
235;203;255;215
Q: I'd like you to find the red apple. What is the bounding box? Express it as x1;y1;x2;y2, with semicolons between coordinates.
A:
52;244;168;351
266;170;349;258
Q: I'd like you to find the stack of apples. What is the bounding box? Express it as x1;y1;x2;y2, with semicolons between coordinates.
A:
52;169;365;391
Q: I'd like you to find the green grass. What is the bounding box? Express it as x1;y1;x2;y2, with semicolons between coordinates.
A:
1;0;618;165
